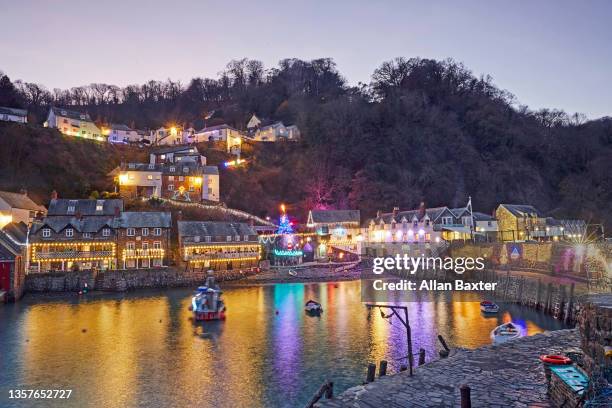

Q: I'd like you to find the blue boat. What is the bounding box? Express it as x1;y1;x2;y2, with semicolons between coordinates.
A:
190;272;226;321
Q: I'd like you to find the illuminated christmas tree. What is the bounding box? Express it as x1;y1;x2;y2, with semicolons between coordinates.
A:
276;204;294;234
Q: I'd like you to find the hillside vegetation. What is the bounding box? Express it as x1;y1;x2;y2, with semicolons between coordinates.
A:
1;57;611;228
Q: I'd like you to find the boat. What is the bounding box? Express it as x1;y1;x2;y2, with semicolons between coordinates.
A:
288;269;297;277
190;271;226;321
305;300;323;315
480;300;499;313
490;322;520;344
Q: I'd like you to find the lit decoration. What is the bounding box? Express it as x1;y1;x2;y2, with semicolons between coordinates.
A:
395;230;403;240
122;248;165;260
418;229;425;236
224;158;246;167
276;204;294;235
435;237;441;243
31;242;116;262
193;177;203;186
273;249;304;257
118;174;129;185
0;214;13;228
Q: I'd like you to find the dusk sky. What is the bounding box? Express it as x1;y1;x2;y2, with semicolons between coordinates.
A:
1;0;611;118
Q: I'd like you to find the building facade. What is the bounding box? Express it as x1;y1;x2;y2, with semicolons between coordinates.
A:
0;190;47;227
105;123;139;144
496;204;547;241
0;223;27;302
44;107;103;141
178;221;260;271
307;209;361;257
0;106;27;123
116;212;172;269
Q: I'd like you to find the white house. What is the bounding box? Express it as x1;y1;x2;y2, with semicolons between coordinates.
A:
0;190;47;227
191;124;244;153
44;107;103;141
0;106;27;124
105;123;139;144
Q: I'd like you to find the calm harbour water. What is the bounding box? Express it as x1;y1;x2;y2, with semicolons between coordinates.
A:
0;280;566;408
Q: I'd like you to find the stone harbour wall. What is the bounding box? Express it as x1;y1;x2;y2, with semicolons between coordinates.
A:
25;266;259;293
577;293;612;383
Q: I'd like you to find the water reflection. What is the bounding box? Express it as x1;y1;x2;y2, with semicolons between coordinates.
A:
0;281;566;408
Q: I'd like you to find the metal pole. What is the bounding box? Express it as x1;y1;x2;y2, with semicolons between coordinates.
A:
405;307;413;376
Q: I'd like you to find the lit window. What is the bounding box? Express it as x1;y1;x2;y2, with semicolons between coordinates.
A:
83;232;92;238
168;176;174;181
205;236;211;242
42;228;51;238
102;228;111;237
244;235;249;241
168;184;174;191
96;200;104;212
235;235;240;242
127;228;135;236
147;175;153;180
65;228;74;237
226;236;232;242
153;241;161;249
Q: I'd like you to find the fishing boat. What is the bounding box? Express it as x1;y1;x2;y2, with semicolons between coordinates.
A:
190;272;226;321
480;300;499;314
305;300;323;315
288;269;297;277
490;322;520;344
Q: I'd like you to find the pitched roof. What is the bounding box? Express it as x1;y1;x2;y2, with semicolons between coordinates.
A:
309;210;360;224
51;107;93;122
195;124;237;133
472;212;495;221
202;166;219;175
152;145;199;155
372;207;452;224
499;204;543;218
0;222;28;259
117;212;171;228
0;106;27;117
110;123;133;131
122;163;164;171
31;216;115;234
47;199;123;216
178;221;257;239
0;191;46;212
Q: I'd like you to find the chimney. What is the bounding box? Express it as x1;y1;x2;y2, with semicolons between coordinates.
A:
50;190;58;200
418;202;426;219
392;207;399;217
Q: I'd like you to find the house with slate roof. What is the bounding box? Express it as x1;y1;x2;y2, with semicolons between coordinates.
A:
0;106;27;123
44;107;104;141
178;221;260;271
28;198;171;273
0;190;47;226
0;222;28;302
307;209;362;255
495;204;547;241
105;123;139;144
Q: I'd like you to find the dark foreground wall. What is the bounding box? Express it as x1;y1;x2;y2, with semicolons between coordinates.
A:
25;267;257;293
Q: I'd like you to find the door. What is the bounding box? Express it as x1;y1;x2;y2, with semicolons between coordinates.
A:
0;262;11;292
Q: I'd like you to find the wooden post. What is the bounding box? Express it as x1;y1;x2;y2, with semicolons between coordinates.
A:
536;279;543;309
379;360;387;377
325;382;333;399
545;282;553;314
418;348;426;366
366;363;376;383
460;384;471;408
405;308;414;376
565;283;575;324
438;335;450;358
558;285;567;320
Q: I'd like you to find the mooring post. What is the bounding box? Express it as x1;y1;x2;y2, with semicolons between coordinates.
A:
366;363;376;383
565;283;575;324
536;279;543;309
460;384;471;408
545;282;553;314
418;348;426;366
438;335;450;358
379;360;387;377
558;285;567;320
325;381;333;399
405;308;414;376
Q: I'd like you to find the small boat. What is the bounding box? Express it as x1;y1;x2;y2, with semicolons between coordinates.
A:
191;271;226;321
288;269;297;277
305;300;323;315
480;300;499;313
491;322;520;344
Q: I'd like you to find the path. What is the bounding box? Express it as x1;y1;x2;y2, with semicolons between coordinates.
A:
316;329;580;408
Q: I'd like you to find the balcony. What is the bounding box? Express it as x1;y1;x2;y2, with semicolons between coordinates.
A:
122;249;165;259
33;250;115;261
187;251;260;261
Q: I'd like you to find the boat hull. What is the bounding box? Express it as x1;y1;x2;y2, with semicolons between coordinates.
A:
194;310;226;321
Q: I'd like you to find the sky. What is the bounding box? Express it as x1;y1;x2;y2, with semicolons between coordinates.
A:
1;0;611;118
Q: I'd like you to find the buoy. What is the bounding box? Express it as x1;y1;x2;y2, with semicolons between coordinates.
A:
539;355;572;365
275;310;279;315
81;328;87;333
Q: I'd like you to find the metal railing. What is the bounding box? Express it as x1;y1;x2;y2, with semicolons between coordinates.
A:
34;250;114;260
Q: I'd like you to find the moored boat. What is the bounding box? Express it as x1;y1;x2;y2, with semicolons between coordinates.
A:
490;322;520;344
288;269;297;277
305;300;323;315
480;300;499;313
191;271;226;321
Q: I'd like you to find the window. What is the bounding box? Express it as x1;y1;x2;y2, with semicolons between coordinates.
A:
168;176;174;181
96;200;104;212
147;174;153;180
183;167;188;173
142;228;149;236
462;216;472;226
189;185;194;192
65;228;74;237
102;228;111;236
169;167;175;172
67;200;77;214
208;188;213;194
127;241;135;250
153;241;161;249
442;217;453;225
148;164;155;169
127;228;135;236
154;228;162;236
226;236;232;242
244;235;249;242
42;228;51;238
205;236;211;242
179;176;184;181
168;184;174;191
142;242;149;250
194;235;200;243
235;235;240;242
83;232;92;238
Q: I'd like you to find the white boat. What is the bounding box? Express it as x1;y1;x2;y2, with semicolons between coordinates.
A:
190;272;226;321
491;322;520;344
480;301;499;313
288;269;297;277
305;300;323;314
